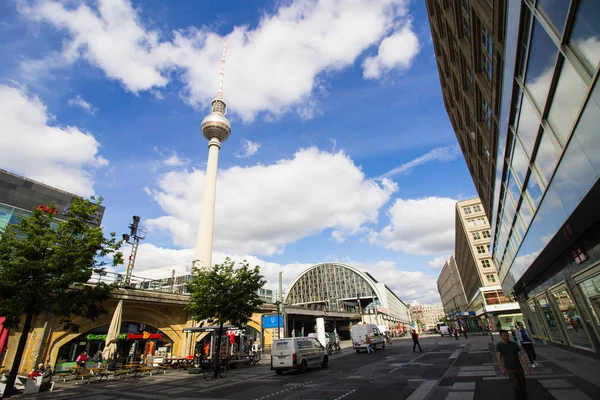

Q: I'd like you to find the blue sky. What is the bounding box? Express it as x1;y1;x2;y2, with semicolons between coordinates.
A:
0;0;476;303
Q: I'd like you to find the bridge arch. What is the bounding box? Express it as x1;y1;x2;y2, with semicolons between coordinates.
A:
46;303;186;366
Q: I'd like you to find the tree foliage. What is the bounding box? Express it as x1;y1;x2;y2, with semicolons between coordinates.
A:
187;257;266;328
186;257;266;377
0;196;123;398
0;196;123;329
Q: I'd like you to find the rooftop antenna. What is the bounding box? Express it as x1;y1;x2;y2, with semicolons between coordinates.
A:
217;39;227;100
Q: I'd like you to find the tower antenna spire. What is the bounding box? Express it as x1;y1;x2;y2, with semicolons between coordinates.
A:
217;39;227;100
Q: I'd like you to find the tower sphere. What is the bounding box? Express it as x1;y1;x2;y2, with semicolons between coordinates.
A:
201;99;231;142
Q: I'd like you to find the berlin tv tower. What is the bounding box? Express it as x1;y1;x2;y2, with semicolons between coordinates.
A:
193;40;231;269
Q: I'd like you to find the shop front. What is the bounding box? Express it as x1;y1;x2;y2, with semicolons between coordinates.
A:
55;322;171;370
520;263;600;355
184;325;261;361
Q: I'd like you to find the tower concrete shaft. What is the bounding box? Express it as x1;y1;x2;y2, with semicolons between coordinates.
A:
194;137;221;269
193;41;230;270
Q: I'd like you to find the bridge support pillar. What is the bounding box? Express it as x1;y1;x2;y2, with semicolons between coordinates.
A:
316;318;326;347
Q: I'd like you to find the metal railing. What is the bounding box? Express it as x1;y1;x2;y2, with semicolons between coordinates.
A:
88;270;276;303
89;270;192;294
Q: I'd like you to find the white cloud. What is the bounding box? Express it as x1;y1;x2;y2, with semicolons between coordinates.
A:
145;147;397;255
68;94;97;114
234;139;260;159
19;0;419;121
163;153;187;167
362;21;420;79
428;255;449;270
353;260;441;304
380;145;461;178
0;84;108;196
125;243;312;293
369;196;456;255
126;244;440;303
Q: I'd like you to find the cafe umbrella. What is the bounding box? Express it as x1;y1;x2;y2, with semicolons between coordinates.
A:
102;300;123;361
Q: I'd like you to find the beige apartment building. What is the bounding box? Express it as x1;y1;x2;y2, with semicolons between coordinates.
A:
452;198;522;331
409;302;444;331
437;255;468;321
455;198;497;300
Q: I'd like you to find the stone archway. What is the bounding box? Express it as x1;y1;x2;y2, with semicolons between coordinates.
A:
46;306;185;366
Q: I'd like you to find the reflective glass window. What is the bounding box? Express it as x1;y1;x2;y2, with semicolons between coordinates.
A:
483;98;492;129
518;196;534;228
0;204;13;233
551;288;593;349
525;19;558;110
569;0;600;72
579;273;600;329
516;96;541;157
504;190;517;222
537;295;565;343
514;213;526;239
527;300;550;339
552;134;597;215
511;136;530;183
525;170;544;207
547;59;589;145
534;129;561;183
573;77;600;176
536;0;571;35
506;170;521;203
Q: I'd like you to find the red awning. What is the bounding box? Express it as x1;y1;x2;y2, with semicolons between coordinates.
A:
0;317;9;353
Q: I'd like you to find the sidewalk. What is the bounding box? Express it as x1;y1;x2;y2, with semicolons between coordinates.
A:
426;334;600;400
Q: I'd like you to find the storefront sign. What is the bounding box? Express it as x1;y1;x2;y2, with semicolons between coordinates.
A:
126;331;163;340
86;331;162;341
37;204;57;215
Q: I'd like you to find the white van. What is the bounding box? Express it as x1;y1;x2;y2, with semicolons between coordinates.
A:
351;324;385;353
437;322;451;336
271;337;328;375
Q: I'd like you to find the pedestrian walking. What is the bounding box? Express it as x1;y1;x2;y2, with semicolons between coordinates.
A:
75;351;88;369
496;329;531;400
365;335;374;354
453;326;459;340
462;326;468;339
515;322;538;368
411;330;422;353
92;350;103;368
486;325;494;341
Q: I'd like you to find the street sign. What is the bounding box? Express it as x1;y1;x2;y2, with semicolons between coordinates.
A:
262;315;283;329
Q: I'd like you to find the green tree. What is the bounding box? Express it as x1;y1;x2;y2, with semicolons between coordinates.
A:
0;197;123;398
186;257;266;378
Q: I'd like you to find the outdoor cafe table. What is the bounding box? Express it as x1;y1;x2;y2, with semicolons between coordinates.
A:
124;363;143;377
89;368;110;381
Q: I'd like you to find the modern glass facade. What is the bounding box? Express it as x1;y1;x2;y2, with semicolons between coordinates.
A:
492;0;600;354
0;168;105;235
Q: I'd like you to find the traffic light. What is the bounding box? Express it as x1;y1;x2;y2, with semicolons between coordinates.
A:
122;233;131;243
129;215;140;237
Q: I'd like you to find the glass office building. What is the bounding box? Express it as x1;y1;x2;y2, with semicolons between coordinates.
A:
428;0;600;355
493;0;600;355
0;168;105;234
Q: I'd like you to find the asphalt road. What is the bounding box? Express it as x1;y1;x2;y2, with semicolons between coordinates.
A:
25;335;460;400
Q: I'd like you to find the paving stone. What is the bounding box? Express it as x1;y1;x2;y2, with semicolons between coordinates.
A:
549;389;592;400
445;391;474;400
539;379;572;389
452;382;476;390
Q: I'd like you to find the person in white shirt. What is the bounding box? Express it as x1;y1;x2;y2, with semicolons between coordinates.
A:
515;322;538;368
